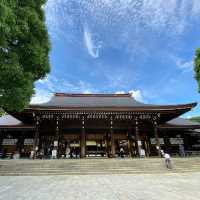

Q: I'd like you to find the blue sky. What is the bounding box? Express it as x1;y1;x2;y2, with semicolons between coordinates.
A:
32;0;200;118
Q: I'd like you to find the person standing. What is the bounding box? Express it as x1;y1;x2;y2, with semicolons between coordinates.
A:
65;146;70;158
119;147;124;158
179;144;185;157
30;150;34;159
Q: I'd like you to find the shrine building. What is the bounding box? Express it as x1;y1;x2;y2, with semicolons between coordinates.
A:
0;93;200;158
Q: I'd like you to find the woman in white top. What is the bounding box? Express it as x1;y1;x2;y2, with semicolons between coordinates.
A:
164;153;172;169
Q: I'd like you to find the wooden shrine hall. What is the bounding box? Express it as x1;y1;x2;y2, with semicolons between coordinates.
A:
0;93;200;159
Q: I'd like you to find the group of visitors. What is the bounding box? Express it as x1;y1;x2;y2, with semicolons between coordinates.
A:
29;146;80;159
65;146;79;159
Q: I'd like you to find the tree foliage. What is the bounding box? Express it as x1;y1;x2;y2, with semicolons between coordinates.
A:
190;116;200;123
0;0;50;111
194;48;200;92
0;108;5;116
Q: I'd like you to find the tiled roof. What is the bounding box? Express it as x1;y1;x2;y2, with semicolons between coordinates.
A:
0;114;22;126
31;93;149;108
0;114;34;129
166;118;200;126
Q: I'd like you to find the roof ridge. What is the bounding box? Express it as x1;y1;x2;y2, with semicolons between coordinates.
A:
54;93;132;97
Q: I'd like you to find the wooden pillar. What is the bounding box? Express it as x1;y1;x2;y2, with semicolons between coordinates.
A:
55;116;60;157
135;119;141;157
17;132;24;153
163;130;170;151
0;130;3;152
154;120;161;156
33;116;40;157
144;137;150;157
110;117;115;157
111;130;115;157
80;116;86;158
127;130;132;157
105;132;109;157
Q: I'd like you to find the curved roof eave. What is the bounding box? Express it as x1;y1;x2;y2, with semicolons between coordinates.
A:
27;102;197;112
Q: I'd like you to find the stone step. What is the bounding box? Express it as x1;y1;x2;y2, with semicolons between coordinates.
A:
1;158;200;176
0;170;200;176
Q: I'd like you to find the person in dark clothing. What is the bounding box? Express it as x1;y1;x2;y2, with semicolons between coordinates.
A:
179;144;185;157
119;147;124;158
75;148;79;158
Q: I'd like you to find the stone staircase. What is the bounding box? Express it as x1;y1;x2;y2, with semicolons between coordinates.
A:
0;157;200;176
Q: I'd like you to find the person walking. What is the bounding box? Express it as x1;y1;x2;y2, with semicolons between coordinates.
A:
164;152;172;169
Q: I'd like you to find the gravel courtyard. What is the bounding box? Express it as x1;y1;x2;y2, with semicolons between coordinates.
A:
0;173;200;200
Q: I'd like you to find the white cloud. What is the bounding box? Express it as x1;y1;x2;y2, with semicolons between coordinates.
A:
83;26;101;58
115;89;143;102
115;91;126;94
129;90;143;102
31;89;53;104
35;74;98;95
44;0;200;39
44;0;200;58
186;115;192;119
175;58;193;72
192;0;200;16
83;90;92;94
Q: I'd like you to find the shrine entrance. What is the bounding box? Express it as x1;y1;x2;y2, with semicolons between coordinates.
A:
58;132;80;158
86;132;107;157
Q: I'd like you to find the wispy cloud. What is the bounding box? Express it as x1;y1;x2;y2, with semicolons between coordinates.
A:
175;58;193;72
83;26;102;58
32;75;100;103
35;75;98;95
44;0;200;57
31;89;53;104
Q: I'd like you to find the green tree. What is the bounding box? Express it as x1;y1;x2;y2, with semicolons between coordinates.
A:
194;48;200;91
190;116;200;123
0;0;50;111
0;108;5;116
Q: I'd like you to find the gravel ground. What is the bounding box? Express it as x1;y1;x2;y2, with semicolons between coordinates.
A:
0;172;200;200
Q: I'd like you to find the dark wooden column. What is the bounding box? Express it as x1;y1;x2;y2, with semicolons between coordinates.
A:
127;131;131;157
144;136;150;157
55;116;60;157
17;132;24;153
135;119;141;157
110;117;115;157
105;131;109;157
80;116;86;158
0;130;3;152
33;115;40;156
163;130;169;151
154;120;161;156
56;117;59;140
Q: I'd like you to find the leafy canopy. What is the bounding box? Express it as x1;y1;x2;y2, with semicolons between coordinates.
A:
194;48;200;92
0;108;5;116
190;116;200;123
0;0;50;111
